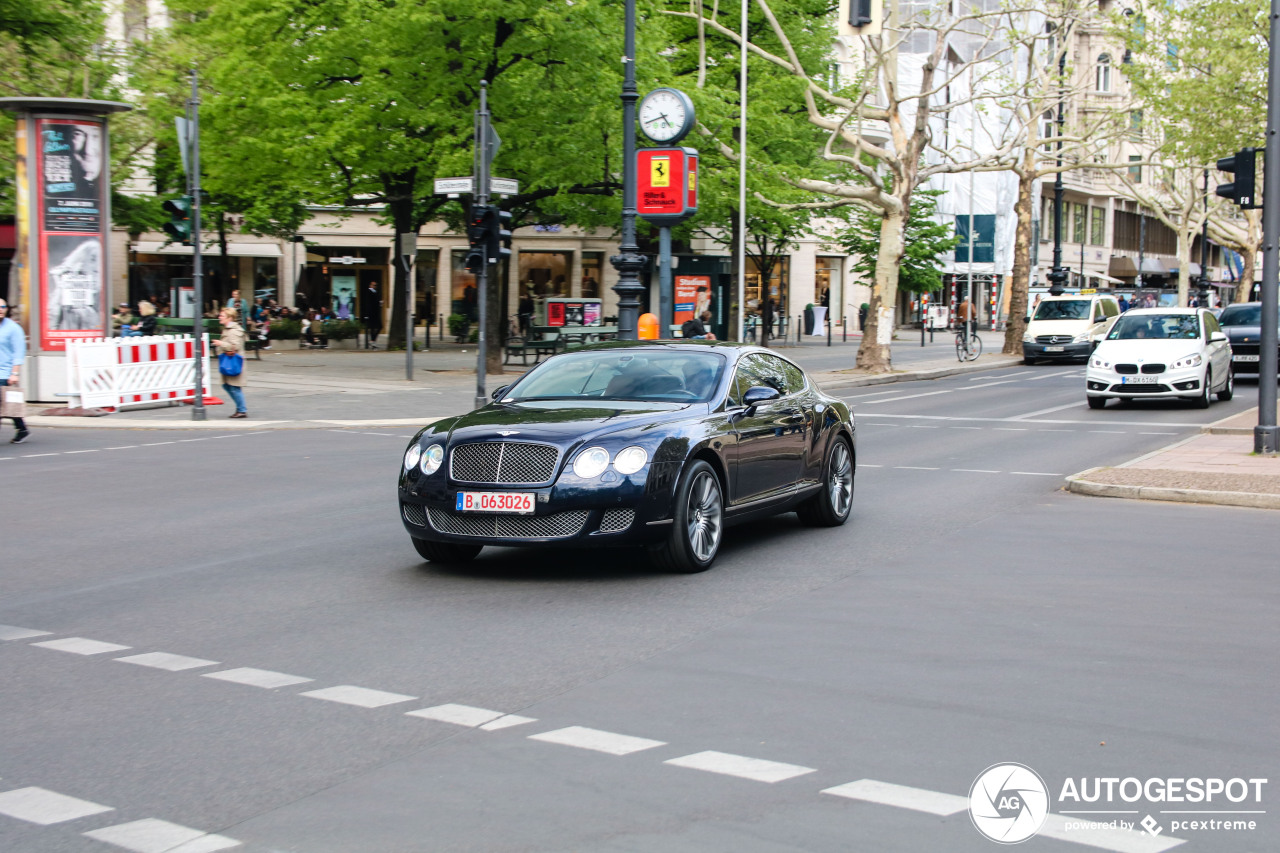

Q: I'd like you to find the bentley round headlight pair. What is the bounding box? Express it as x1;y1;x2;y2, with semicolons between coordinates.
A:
420;444;444;475
403;444;421;470
572;445;648;478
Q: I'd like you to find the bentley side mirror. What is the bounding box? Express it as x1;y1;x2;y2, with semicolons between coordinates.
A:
491;385;509;400
742;385;781;416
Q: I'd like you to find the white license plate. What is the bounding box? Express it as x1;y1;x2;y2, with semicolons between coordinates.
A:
1043;345;1065;352
1121;375;1159;385
456;491;535;514
1233;354;1260;362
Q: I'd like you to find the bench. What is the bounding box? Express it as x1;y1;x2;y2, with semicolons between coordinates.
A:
504;329;562;365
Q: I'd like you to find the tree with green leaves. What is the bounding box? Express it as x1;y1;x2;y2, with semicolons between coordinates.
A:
150;0;682;371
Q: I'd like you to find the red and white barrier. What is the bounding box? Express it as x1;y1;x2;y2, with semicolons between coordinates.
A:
65;335;215;410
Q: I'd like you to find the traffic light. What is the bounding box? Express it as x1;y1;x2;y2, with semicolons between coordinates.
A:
488;209;512;265
1215;148;1260;209
465;205;490;274
162;195;193;245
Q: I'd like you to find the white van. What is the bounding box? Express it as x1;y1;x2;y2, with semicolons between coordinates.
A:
1022;293;1121;364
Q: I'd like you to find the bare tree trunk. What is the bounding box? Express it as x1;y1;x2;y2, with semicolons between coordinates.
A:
486;262;503;376
1004;164;1034;355
1175;231;1193;308
856;208;905;371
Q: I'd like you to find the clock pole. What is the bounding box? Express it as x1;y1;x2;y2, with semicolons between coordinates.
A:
611;0;646;341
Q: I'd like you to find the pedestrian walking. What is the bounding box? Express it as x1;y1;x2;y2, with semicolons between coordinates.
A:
362;284;383;348
213;307;248;418
0;297;30;444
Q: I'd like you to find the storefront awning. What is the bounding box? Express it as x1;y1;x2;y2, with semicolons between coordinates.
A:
133;241;283;257
1108;256;1137;277
1088;272;1126;285
1139;257;1168;275
1166;262;1202;276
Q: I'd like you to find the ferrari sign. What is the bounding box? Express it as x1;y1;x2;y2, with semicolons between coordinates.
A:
637;147;698;224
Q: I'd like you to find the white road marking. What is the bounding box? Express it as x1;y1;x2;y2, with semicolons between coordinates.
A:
949;426;982;430
859;413;1199;428
953;469;1000;473
479;714;537;731
894;466;940;470
178;438;209;443
407;704;506;727
115;652;220;672
664;751;815;783
0;787;114;824
1140;432;1177;435
1025;368;1081;380
362;432;395;436
1038;813;1186;852
84;818;241;852
32;637;131;655
299;685;416;708
1038;428;1074;432
954;380;1023;391
855;389;954;404
821;779;968;816
859;464;883;468
0;625;52;641
528;726;666;755
64;449;100;454
21;453;57;458
141;442;175;446
1012;401;1082;419
202;668;313;689
993;427;1028;431
908;425;939;429
106;446;138;450
1011;471;1063;477
1090;430;1128;434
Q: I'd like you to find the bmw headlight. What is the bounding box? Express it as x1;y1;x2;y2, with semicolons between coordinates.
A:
1091;357;1110;368
1171;353;1203;369
419;443;444;475
613;445;648;475
404;444;422;470
573;446;610;478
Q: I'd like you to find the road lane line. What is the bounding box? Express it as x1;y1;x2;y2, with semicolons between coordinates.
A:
953;469;1000;473
854;389;955;404
21;453;57;458
299;686;417;708
0;787;114;825
1025;368;1081;380
853;414;1203;428
407;704;507;727
821;779;968;816
32;637;131;655
993;427;1028;431
894;466;940;470
0;625;52;640
115;652;220;672
1011;471;1063;476
859;464;883;467
84;818;241;852
202;668;313;689
528;726;666;755
1011;402;1081;419
64;449;100;454
479;715;537;731
664;751;816;783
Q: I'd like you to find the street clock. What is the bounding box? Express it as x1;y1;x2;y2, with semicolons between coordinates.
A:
639;88;695;144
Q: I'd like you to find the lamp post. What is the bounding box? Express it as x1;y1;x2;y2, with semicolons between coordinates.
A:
1047;21;1071;297
610;0;646;340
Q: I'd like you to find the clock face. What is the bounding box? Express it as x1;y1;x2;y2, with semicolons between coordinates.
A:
639;89;692;143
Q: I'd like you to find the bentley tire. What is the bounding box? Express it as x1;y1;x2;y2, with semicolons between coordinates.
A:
650;460;722;574
797;437;854;527
412;537;482;564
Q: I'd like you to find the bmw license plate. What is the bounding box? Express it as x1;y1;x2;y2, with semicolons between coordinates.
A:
456;491;535;514
1234;354;1260;362
1121;375;1158;384
1043;345;1065;352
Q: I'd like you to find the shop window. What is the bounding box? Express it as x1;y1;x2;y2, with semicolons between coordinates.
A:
581;252;604;297
450;249;480;320
815;256;844;321
518;251;572;299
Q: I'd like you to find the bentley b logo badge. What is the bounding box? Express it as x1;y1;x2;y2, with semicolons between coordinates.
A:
498;430;520;436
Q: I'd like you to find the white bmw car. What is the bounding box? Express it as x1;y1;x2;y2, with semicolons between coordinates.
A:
1085;307;1233;409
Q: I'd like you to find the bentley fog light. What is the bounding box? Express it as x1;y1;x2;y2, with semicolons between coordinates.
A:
419;443;444;475
613;446;648;475
573;446;610;478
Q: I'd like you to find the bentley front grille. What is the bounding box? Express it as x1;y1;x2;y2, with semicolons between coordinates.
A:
449;442;560;485
597;509;635;534
402;502;427;527
427;506;588;539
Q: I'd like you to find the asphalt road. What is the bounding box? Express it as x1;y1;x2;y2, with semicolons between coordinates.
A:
1;365;1276;853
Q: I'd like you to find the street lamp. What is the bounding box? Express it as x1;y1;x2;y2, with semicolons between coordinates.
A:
610;0;646;340
1047;20;1072;296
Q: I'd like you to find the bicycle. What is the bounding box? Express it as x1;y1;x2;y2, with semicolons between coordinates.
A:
955;321;982;362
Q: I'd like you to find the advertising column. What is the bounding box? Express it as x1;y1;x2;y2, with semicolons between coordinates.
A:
0;98;131;401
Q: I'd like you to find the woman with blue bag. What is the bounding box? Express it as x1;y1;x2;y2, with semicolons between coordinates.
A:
213;307;248;418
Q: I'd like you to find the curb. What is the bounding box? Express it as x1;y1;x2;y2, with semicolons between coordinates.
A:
813;354;1023;391
1065;469;1280;510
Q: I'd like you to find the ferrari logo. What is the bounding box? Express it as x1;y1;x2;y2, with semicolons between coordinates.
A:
650;156;670;188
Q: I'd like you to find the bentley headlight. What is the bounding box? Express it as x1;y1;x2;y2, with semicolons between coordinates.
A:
573;446;610;478
613;445;648;475
1171;353;1203;369
404;444;422;470
419;443;444;475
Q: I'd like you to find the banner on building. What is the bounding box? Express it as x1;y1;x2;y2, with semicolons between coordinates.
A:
954;214;996;264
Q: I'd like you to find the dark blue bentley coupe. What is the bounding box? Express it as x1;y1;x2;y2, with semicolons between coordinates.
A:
398;342;855;573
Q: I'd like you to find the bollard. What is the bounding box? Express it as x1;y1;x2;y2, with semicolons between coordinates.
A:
438;313;443;344
827;315;832;346
842;316;847;342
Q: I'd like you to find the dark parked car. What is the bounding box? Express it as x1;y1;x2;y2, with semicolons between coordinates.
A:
398;342;856;573
1217;302;1280;377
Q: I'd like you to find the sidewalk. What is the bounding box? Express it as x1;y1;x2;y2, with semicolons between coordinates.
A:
25;330;1019;430
1067;405;1280;510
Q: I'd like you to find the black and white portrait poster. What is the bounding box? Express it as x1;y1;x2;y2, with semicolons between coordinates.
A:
37;117;107;348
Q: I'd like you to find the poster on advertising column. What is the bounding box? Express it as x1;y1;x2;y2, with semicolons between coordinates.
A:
37;117;107;348
674;275;712;326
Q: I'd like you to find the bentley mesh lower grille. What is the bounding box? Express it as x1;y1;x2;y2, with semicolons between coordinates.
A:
427;506;588;539
402;502;427;527
597;509;635;534
449;442;559;484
